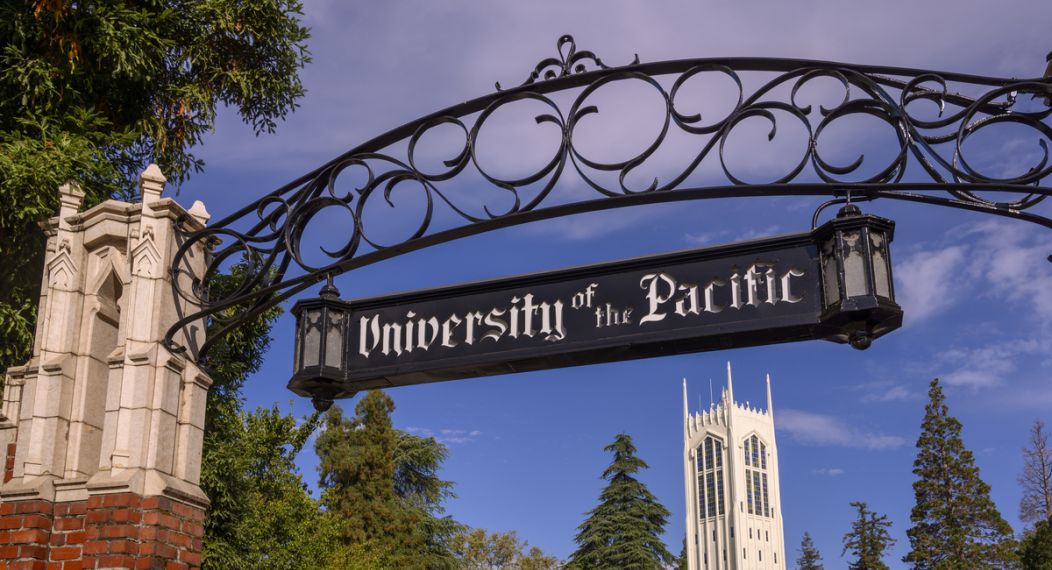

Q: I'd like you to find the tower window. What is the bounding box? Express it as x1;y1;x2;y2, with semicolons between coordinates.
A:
744;434;772;518
697;436;725;519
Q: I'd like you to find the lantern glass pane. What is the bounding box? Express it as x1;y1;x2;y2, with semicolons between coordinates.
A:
303;309;322;367
325;310;344;369
821;238;840;306
870;231;891;298
841;230;870;297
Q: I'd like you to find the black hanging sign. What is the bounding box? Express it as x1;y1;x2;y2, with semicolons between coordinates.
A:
294;216;901;394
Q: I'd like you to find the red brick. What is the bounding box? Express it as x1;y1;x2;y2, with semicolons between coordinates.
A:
85;496;105;509
112;539;141;554
167;533;190;549
67;503;86;516
19;544;48;558
0;516;23;529
157;515;180;530
112;509;142;524
139;527;157;541
10;560;47;570
53;517;83;531
16;501;52;515
136;558;164;570
178;550;201;566
61;561;83;570
48;562;62;570
0;502;15;515
148;543;178;560
49;546;80;561
141;497;171;511
180;522;203;538
52;504;69;516
101;524;136;539
23;515;52;529
10;529;48;544
102;495;130;508
99;555;136;568
64;531;86;545
82;540;108;555
85;510;112;524
0;544;19;557
48;534;65;547
169;503;197;520
165;560;188;570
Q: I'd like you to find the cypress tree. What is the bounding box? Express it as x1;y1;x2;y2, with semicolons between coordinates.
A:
904;379;1017;568
842;501;895;570
315;390;460;569
566;433;674;570
797;531;824;570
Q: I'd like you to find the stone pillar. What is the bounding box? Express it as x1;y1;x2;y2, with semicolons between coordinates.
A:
0;166;212;569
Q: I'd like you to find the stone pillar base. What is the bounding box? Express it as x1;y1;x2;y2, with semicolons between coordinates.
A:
0;492;204;569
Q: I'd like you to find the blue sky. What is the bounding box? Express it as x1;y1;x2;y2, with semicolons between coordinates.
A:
174;1;1052;566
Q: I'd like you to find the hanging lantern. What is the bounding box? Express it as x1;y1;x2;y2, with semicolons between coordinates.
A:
814;204;902;349
288;277;356;411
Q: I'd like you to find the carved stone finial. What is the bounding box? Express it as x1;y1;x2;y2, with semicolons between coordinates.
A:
140;163;167;202
188;200;211;225
57;180;84;221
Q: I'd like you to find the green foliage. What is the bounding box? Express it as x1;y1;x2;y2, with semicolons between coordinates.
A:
1020;518;1052;570
200;405;335;569
676;537;687;570
316;390;462;570
451;527;561;570
842;502;895;570
566;433;673;570
0;0;310;373
797;531;824;570
905;379;1017;569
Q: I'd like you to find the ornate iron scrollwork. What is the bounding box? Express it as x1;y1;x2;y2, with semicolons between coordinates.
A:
165;35;1052;363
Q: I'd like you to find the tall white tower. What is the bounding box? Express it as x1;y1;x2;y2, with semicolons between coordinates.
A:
683;363;786;569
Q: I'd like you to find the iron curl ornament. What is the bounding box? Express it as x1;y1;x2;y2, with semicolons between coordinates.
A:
165;36;1052;363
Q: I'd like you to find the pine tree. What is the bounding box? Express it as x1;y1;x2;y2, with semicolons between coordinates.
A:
1020;419;1052;528
842;502;895;570
797;531;824;570
566;433;674;570
1020;518;1052;569
905;379;1017;568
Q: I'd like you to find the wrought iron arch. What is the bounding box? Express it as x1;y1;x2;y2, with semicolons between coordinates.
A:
165;35;1052;362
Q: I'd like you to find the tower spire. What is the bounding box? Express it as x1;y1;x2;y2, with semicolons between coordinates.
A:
726;361;734;406
683;378;690;438
766;373;774;417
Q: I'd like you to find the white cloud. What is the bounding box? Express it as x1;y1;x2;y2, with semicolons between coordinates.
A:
894;245;968;323
861;384;919;403
933;337;1047;389
404;426;483;445
776;409;906;450
812;467;845;476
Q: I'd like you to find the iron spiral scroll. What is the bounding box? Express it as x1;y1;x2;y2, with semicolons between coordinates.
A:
165;35;1052;362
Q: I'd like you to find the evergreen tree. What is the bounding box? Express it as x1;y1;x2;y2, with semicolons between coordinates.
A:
566;433;674;570
1020;518;1052;570
1020;419;1052;528
0;0;310;373
842;501;895;570
316;390;461;569
905;379;1017;568
797;531;824;570
676;536;688;570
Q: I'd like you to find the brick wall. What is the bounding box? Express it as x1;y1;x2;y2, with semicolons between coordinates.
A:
0;492;204;569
